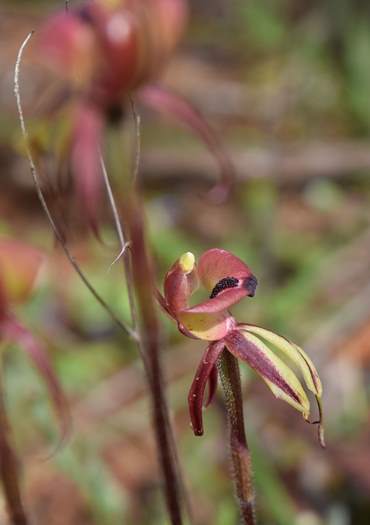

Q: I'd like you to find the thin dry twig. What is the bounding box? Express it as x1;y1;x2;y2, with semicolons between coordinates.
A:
106;242;131;272
100;153;138;332
14;32;137;341
100;153;132;270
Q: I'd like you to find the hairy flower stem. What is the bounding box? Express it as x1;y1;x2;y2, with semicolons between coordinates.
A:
218;352;256;525
0;368;28;525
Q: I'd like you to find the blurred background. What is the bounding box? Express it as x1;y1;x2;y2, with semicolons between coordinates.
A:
1;0;370;523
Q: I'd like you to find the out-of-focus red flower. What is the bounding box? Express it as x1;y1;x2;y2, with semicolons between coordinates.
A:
160;249;325;446
38;0;188;228
0;239;69;440
40;0;187;109
38;1;234;228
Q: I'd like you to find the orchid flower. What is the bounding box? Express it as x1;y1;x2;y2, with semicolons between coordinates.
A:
38;0;234;227
0;239;69;440
160;249;325;447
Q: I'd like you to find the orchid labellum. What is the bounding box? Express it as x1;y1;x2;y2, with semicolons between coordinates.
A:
160;249;325;446
38;0;233;227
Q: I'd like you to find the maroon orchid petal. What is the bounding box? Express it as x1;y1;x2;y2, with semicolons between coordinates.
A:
188;341;225;436
205;364;218;407
38;11;96;87
163;252;198;315
0;315;71;447
71;103;104;231
155;288;175;318
183;288;251;314
76;2;139;105
224;330;310;417
198;249;257;295
137;85;235;201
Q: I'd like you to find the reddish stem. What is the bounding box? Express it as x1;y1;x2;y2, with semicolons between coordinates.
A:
217;351;256;525
124;193;184;525
0;370;28;525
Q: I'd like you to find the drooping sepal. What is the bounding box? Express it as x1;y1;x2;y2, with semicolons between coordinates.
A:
71;103;104;232
188;341;224;436
206;364;218;407
239;324;325;447
224;330;310;419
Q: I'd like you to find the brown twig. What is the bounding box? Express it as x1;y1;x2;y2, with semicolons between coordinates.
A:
217;352;256;525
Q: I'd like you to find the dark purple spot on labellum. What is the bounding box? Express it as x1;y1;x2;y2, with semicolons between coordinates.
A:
210;277;239;299
243;275;258;297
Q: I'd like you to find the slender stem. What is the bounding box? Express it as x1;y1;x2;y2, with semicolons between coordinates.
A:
217;352;256;525
123;193;184;525
14;32;137;342
103;101;187;522
100;154;138;332
0;365;28;525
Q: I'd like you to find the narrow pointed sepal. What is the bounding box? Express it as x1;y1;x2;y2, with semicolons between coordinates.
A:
224;330;310;419
188;341;224;436
240;324;325;446
205;364;218;407
71;103;104;234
